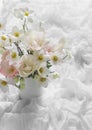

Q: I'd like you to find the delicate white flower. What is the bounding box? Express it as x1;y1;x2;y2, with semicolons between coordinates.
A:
14;7;33;20
0;35;7;41
36;53;45;62
33;50;49;66
0;34;15;48
6;50;19;65
11;26;23;40
38;76;48;87
18;55;37;78
38;63;49;77
0;77;9;91
0;35;9;47
23;31;45;50
0;79;8;87
50;52;63;65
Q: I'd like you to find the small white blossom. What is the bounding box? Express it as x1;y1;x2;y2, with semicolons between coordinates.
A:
11;26;23;41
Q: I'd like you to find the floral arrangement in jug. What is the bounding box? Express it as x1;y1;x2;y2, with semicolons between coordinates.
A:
0;7;70;89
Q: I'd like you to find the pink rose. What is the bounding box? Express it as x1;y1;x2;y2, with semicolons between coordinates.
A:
0;51;18;77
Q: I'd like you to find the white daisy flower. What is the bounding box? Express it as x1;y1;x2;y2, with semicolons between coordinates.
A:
11;26;23;42
6;50;19;65
38;63;49;77
14;7;33;20
11;26;23;40
0;35;8;47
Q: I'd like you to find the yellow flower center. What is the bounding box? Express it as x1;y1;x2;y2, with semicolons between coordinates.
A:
8;67;15;73
0;23;2;29
52;55;58;62
11;52;17;59
24;11;29;16
1;36;6;41
39;67;44;73
38;55;44;61
40;77;46;82
14;32;20;37
1;80;7;86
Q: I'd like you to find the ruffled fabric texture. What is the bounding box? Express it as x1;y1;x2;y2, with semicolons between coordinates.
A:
0;0;92;130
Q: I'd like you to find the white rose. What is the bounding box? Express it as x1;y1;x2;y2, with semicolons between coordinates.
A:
18;55;37;78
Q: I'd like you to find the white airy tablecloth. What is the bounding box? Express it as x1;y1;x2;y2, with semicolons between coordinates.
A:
0;0;92;130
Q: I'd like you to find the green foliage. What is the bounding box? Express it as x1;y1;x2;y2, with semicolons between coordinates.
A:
47;60;52;69
19;77;25;90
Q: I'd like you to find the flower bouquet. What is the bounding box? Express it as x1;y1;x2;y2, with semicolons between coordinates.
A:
0;7;70;94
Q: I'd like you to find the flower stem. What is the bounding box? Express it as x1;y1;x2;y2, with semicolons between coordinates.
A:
14;42;23;56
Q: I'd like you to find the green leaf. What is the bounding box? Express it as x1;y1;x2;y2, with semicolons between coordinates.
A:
14;76;19;83
47;61;52;69
19;78;25;90
27;50;33;55
53;73;60;79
